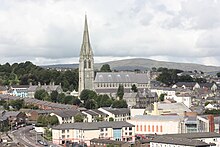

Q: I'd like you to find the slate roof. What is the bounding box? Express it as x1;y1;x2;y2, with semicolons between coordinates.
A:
101;107;130;115
52;109;84;118
164;132;220;139
94;72;149;84
84;109;107;116
151;136;208;146
11;85;29;89
53;121;134;130
174;82;197;87
0;86;7;91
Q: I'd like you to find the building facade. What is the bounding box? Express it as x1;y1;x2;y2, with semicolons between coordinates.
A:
52;121;135;146
78;15;94;95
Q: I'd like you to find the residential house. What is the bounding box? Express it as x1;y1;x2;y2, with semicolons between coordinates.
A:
149;136;210;147
98;107;130;121
163;132;220;146
52;121;135;146
0;111;8;131
9;85;29;98
50;109;86;124
4;111;26;127
0;86;7;94
24;98;78;110
28;82;63;98
150;87;176;98
172;82;200;90
82;109;108;122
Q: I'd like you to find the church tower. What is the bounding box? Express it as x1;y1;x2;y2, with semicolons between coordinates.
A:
78;15;94;94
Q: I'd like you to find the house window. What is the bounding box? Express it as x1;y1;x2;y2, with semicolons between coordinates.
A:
62;130;65;134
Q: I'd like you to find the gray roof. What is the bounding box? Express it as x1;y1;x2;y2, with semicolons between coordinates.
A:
84;109;107;116
4;111;21;117
11;85;29;89
52;109;84;118
158;102;191;114
53;121;134;130
174;82;197;87
123;93;138;99
151;136;208;146
101;107;130;115
94;72;149;84
164;132;220;139
131;115;183;121
0;86;7;91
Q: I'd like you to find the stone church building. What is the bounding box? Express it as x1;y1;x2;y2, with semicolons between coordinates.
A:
78;16;150;98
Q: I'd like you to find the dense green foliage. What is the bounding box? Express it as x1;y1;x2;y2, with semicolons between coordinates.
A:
37;115;59;126
0;99;39;110
74;114;84;122
156;68;206;86
117;84;124;99
0;61;79;91
131;84;138;92
80;89;127;109
100;64;111;72
204;109;220;115
0;99;25;110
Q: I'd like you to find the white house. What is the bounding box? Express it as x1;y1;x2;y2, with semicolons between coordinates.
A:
98;107;130;121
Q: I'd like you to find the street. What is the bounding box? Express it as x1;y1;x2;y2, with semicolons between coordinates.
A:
11;125;59;147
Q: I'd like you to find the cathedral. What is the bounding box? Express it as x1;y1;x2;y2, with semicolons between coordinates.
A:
78;16;151;97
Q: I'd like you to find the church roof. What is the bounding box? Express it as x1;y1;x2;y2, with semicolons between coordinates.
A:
94;72;149;84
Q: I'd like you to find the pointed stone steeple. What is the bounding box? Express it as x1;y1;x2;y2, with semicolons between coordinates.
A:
78;15;94;95
80;15;93;57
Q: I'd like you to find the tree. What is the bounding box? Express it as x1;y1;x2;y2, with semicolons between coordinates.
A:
80;89;97;102
74;114;84;122
34;89;49;101
50;91;58;103
72;97;82;106
131;84;138;92
9;99;24;110
116;84;124;100
109;117;114;121
159;93;166;102
48;115;59;126
85;99;97;109
100;64;111;72
112;100;127;108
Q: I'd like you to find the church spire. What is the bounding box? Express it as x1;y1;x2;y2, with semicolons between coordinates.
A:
80;15;93;56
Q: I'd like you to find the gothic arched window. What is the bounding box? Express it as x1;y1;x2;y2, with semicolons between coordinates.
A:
88;60;91;68
84;60;87;69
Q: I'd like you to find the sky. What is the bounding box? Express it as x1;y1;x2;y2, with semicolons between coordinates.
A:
0;0;220;66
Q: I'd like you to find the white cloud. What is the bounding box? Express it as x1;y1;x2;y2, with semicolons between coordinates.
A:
0;0;220;66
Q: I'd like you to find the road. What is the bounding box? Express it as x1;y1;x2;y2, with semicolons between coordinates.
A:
11;125;59;147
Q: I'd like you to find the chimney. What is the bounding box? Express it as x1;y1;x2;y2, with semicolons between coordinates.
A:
38;82;41;87
29;82;32;86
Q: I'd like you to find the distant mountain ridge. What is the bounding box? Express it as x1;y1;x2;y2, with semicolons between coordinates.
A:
42;58;220;72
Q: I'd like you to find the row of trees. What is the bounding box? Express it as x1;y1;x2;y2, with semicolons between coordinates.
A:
0;61;79;91
0;99;39;111
80;89;128;109
34;89;81;106
156;68;207;86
